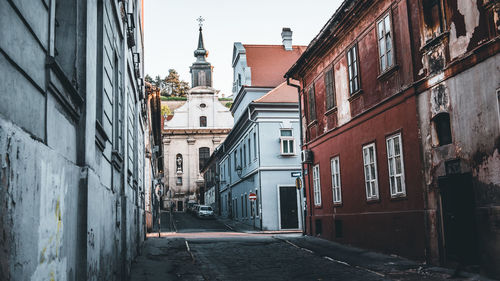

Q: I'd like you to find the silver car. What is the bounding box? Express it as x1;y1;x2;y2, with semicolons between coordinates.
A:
196;205;214;218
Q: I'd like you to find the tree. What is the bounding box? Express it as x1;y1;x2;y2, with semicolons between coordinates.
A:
144;69;190;97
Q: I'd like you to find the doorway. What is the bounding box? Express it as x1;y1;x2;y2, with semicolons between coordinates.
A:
279;186;299;229
438;173;479;265
177;201;183;212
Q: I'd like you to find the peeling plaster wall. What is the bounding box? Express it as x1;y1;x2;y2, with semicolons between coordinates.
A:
0;118;80;281
449;0;481;60
417;54;500;277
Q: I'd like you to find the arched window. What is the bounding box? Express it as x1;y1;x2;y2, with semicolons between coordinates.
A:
200;116;207;127
199;147;210;171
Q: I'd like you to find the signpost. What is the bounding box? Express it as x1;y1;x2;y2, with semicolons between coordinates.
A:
249;193;257;229
249;193;257;201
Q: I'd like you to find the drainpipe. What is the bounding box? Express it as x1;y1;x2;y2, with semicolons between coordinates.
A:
286;77;306;235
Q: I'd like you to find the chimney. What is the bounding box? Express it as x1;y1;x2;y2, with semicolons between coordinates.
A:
281;27;293;51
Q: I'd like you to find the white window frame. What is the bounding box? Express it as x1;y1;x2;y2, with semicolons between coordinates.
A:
377;13;394;72
386;133;406;197
280;129;295;155
331;156;342;204
313;164;322;206
362;143;379;200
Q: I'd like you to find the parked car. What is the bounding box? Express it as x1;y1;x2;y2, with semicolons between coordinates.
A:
196;205;214;219
187;202;198;214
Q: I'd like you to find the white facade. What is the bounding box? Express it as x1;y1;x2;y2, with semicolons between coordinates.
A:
162;86;233;211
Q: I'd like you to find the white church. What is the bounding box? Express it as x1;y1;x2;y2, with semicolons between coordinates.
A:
161;23;233;211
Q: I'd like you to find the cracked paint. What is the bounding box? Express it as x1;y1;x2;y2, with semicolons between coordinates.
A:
449;0;480;59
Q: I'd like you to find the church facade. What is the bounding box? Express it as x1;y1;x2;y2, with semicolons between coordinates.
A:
161;25;233;211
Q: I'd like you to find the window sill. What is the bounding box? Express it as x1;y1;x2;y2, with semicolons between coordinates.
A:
325;106;338;116
112;150;123;171
280;153;296;157
333;201;343;207
365;197;380;204
420;31;449;52
95;121;109;152
390;193;407;201
377;64;399;80
348;89;363;102
307;119;318;128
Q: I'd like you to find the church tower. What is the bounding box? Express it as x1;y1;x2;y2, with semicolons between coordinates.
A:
190;17;213;88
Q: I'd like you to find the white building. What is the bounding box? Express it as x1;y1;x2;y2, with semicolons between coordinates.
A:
162;25;233;211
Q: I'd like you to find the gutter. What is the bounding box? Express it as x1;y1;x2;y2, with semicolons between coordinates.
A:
286;77;306;235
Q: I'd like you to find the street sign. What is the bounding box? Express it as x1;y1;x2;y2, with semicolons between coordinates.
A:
249;193;257;201
295;177;302;190
291;171;302;177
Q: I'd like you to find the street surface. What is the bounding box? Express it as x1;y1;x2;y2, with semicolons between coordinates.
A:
131;212;484;281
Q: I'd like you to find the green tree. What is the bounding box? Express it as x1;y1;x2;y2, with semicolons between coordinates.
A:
145;70;190;97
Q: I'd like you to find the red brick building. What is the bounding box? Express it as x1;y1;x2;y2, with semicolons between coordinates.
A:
286;0;427;260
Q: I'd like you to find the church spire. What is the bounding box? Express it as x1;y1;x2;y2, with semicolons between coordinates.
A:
190;17;212;88
194;17;207;61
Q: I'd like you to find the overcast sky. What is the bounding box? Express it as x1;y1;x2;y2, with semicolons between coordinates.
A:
144;0;343;97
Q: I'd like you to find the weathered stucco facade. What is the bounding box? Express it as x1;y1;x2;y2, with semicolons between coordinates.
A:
411;0;500;277
0;0;152;280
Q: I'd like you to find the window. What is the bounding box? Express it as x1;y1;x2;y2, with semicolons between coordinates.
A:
280;129;295;155
377;14;394;72
347;45;360;95
247;138;251;164
362;143;379;200
245;194;248;217
114;54;123;154
422;0;445;41
386;134;406;196
308;85;317;121
313;164;321;206
325;69;336;110
199;147;210;171
200;103;206;108
238;73;242;86
433;113;452;146
198;71;206;86
176;176;182;185
243;144;247;166
331;156;342;203
241;195;244;218
253;132;257;159
233;151;237;170
200;116;207;127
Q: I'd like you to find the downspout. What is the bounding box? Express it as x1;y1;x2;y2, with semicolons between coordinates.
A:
247;105;262;229
286;77;306;235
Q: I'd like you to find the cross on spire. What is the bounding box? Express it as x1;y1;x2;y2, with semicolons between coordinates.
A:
196;16;205;29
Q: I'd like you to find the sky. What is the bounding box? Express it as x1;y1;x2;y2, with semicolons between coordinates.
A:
144;0;343;97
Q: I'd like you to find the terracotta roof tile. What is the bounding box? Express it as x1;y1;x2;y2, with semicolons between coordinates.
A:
254;81;298;103
243;45;306;87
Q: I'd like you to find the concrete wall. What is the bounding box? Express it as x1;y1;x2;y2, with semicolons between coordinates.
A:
0;0;148;280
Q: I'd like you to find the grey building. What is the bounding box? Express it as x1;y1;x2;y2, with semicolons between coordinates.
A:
0;1;152;280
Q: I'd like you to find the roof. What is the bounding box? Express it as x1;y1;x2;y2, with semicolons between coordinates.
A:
243;45;307;87
286;0;358;78
254;81;298;103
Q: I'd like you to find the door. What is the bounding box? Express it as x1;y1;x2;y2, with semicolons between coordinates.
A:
439;174;479;264
177;201;183;212
279;186;299;229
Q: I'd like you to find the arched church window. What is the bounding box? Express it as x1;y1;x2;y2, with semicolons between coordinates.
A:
176;154;183;173
198;71;206;86
199;147;210;171
200;116;207;127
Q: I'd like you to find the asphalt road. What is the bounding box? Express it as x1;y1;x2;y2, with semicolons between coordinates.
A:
131;212;468;281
